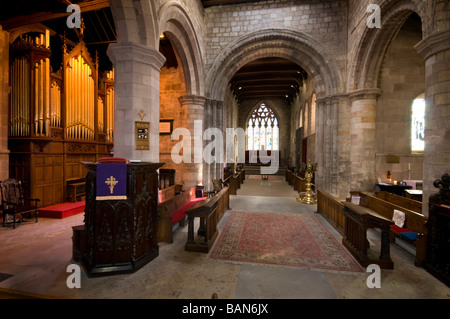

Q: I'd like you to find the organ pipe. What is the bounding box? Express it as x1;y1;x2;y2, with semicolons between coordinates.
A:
65;54;95;140
9;30;113;142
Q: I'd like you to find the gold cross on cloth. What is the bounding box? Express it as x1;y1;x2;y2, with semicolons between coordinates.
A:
105;176;119;194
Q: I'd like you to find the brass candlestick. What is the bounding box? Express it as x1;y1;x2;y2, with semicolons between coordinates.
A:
297;162;317;206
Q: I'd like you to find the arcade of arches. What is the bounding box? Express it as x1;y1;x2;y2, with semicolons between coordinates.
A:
1;0;450;218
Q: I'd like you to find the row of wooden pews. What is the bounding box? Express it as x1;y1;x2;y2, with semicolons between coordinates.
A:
316;188;428;268
286;168;315;194
223;167;245;195
158;185;207;243
185;186;230;253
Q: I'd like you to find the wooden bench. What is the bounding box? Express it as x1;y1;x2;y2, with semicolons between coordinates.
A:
375;191;422;214
66;178;86;203
158;184;183;203
185;186;230;253
158;186;207;243
343;201;394;269
348;191;428;266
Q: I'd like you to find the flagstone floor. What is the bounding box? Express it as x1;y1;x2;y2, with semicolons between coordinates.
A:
0;177;449;299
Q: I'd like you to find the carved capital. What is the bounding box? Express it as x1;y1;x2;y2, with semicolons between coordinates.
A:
415;30;450;61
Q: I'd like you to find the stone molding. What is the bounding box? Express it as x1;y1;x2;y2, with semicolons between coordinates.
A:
178;95;208;107
348;88;382;102
415;30;450;60
108;42;166;70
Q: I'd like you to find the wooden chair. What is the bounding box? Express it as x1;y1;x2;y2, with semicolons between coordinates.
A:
0;179;40;229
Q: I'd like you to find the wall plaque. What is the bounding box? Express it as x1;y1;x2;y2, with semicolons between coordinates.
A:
135;121;150;150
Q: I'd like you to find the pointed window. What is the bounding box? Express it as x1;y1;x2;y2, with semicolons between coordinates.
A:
247;104;279;151
411;95;425;153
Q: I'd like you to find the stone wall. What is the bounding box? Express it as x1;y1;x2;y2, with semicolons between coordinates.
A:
203;0;348;76
376;14;425;183
159;56;187;185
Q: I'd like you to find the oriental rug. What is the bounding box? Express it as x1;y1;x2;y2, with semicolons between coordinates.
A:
210;211;364;274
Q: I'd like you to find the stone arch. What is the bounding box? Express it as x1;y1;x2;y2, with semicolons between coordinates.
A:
109;0;159;48
349;0;425;91
206;29;344;102
158;2;205;96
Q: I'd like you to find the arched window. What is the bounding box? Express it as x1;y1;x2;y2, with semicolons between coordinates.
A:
311;93;316;135
299;109;303;129
247;103;279;151
411;94;425;152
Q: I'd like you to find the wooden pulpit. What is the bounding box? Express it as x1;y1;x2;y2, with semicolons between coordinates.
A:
78;161;164;277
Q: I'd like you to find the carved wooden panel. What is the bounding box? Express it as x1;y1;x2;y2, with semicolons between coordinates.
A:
80;162;164;277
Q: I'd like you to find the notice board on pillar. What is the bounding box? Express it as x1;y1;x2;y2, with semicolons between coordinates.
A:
135;121;150;150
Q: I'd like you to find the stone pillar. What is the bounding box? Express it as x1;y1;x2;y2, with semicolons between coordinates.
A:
415;30;450;216
107;42;166;162
349;89;381;192
215;101;224;180
178;94;207;190
0;27;9;181
316;96;342;197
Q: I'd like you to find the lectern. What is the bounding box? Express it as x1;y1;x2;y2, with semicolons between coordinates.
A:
78;161;164;277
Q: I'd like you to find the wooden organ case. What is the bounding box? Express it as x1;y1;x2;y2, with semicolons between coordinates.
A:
8;25;115;207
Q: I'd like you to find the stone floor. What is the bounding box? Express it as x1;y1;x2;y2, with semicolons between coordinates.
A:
0;177;449;300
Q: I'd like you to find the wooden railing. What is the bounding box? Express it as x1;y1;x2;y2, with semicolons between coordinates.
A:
316;189;345;235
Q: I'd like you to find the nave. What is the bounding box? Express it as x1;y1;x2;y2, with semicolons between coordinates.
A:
0;177;448;299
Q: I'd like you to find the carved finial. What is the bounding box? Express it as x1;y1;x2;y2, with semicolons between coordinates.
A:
434;173;450;194
430;173;450;205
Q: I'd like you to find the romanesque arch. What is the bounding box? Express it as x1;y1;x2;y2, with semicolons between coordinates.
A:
349;0;426;91
158;2;205;96
109;0;159;48
205;28;344;102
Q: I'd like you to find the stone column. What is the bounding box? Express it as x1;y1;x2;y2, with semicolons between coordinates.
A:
316;96;342;197
178;94;207;190
107;42;166;162
349;89;381;192
0;27;9;181
215;101;224;180
415;30;450;215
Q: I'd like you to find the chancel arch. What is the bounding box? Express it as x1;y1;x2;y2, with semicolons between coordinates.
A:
206;28;344;102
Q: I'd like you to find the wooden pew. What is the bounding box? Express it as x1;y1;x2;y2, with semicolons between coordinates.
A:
375;191;422;214
159;169;175;189
348;191;428;266
158;184;183;203
185;186;230;253
343;201;394;269
66;178;86;203
316;189;345;235
158;186;207;243
224;174;239;195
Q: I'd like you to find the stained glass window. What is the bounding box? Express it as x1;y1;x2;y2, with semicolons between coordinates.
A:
247;104;279;151
411;96;425;152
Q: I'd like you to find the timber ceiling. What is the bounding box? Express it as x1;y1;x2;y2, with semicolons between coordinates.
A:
230;58;307;105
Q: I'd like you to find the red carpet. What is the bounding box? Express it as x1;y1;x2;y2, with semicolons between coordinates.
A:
38;201;85;219
210;211;364;274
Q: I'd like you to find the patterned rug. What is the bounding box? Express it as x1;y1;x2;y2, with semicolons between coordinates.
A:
210;211;364;274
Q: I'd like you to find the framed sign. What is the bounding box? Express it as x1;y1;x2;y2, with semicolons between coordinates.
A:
159;119;173;135
135;121;150;150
